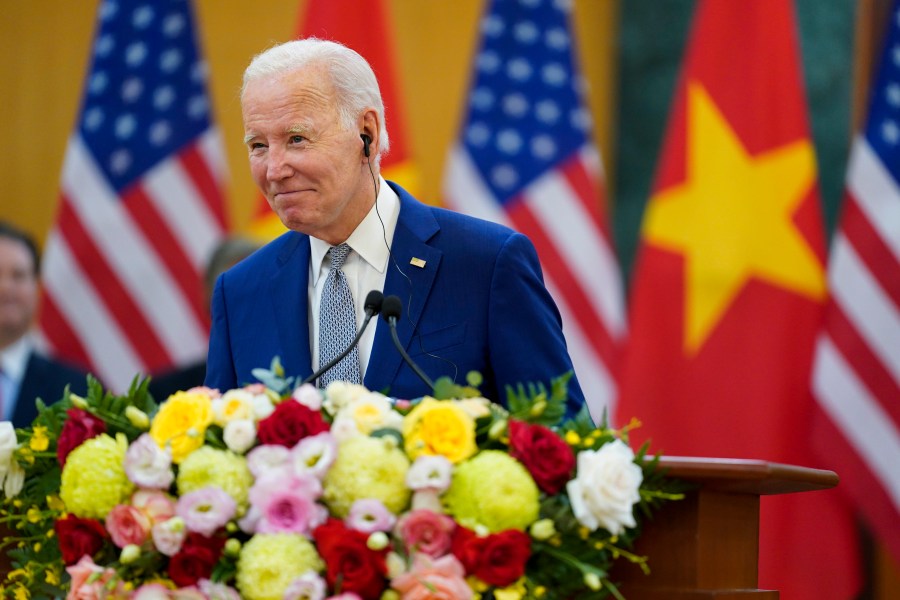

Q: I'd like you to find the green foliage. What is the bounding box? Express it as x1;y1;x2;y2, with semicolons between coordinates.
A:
505;371;571;426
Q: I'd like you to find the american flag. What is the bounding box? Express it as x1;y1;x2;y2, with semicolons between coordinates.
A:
811;0;900;562
39;0;228;392
443;0;625;420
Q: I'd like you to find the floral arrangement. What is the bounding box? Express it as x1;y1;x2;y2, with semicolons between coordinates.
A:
0;363;682;600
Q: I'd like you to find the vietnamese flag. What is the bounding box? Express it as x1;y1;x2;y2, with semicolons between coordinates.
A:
248;0;420;240
616;1;861;598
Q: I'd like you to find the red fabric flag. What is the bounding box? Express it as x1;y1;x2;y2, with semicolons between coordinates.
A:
249;0;419;241
39;0;228;391
811;0;900;564
442;0;625;421
616;1;861;597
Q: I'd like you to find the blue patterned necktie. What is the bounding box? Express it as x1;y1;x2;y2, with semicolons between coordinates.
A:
318;243;361;387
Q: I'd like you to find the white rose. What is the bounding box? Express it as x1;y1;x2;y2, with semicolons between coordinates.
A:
322;381;369;416
223;419;257;454
336;392;402;435
566;439;643;535
3;459;24;497
213;390;255;425
292;383;323;411
251;394;275;421
0;422;17;479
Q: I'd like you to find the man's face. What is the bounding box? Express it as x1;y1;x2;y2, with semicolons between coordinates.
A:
0;237;38;346
242;65;372;245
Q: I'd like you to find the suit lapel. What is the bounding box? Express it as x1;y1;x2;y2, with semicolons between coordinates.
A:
366;185;442;395
268;233;314;382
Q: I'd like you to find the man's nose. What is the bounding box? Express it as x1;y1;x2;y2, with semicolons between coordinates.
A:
266;147;293;181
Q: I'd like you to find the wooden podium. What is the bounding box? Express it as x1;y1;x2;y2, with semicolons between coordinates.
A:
614;458;839;599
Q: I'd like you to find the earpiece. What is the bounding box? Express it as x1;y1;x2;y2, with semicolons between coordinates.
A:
360;133;372;158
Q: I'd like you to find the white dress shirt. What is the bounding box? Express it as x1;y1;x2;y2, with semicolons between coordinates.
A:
0;334;34;421
308;176;400;381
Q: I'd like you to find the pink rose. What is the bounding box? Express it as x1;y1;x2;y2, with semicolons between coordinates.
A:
66;555;126;600
395;509;456;557
131;584;172;600
132;490;176;523
105;504;151;548
391;554;471;600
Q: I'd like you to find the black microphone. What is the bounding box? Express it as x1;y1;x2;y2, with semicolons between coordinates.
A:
381;295;435;390
301;290;384;386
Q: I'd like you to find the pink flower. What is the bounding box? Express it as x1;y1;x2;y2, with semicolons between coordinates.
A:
406;455;453;493
198;579;241;600
131;584;172;600
391;554;472;600
186;386;221;399
284;572;327;600
347;499;396;533
396;509;456;558
292;432;338;479
152;516;187;556
105;504;151;548
66;555;126;600
124;434;174;489
132;490;176;524
246;444;292;478
176;486;237;536
327;595;363;600
248;472;326;534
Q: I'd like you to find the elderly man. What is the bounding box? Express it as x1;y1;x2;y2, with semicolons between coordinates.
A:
0;222;87;427
205;39;586;419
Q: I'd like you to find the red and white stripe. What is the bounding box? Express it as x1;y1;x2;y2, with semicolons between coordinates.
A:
444;144;626;422
812;135;900;558
40;129;227;392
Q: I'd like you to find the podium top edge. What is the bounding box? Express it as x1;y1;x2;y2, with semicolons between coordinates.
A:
651;456;839;495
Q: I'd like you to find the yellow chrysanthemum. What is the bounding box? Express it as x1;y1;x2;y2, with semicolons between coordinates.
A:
236;534;323;600
150;391;214;463
60;433;134;519
176;446;252;513
323;436;410;518
443;450;539;532
402;398;476;464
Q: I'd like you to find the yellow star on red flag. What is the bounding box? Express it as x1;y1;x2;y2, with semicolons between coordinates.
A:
644;82;826;353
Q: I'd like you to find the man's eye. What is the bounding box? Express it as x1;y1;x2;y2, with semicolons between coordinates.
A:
248;142;266;151
289;135;305;144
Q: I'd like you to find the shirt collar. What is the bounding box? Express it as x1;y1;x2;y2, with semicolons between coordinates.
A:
310;176;400;285
0;333;34;383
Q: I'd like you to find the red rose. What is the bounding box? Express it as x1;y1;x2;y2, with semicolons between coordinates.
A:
57;408;107;467
55;515;109;565
508;419;575;494
314;518;387;600
257;399;329;447
451;526;531;587
167;533;225;587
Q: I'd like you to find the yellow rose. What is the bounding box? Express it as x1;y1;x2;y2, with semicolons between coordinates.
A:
150;391;214;463
402;398;476;464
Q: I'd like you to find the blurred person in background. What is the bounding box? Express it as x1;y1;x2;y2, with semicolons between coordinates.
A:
0;221;87;427
149;235;260;400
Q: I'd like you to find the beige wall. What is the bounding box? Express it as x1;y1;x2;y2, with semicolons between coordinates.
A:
0;0;617;244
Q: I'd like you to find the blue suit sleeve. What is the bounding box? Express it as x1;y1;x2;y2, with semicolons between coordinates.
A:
205;274;237;392
487;232;588;422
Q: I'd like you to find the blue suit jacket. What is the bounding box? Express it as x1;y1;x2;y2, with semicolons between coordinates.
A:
206;182;585;418
12;352;88;428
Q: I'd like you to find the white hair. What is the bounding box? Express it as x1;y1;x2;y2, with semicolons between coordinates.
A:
242;38;390;159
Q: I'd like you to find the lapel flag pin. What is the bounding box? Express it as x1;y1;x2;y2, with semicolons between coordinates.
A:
410;257;426;268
